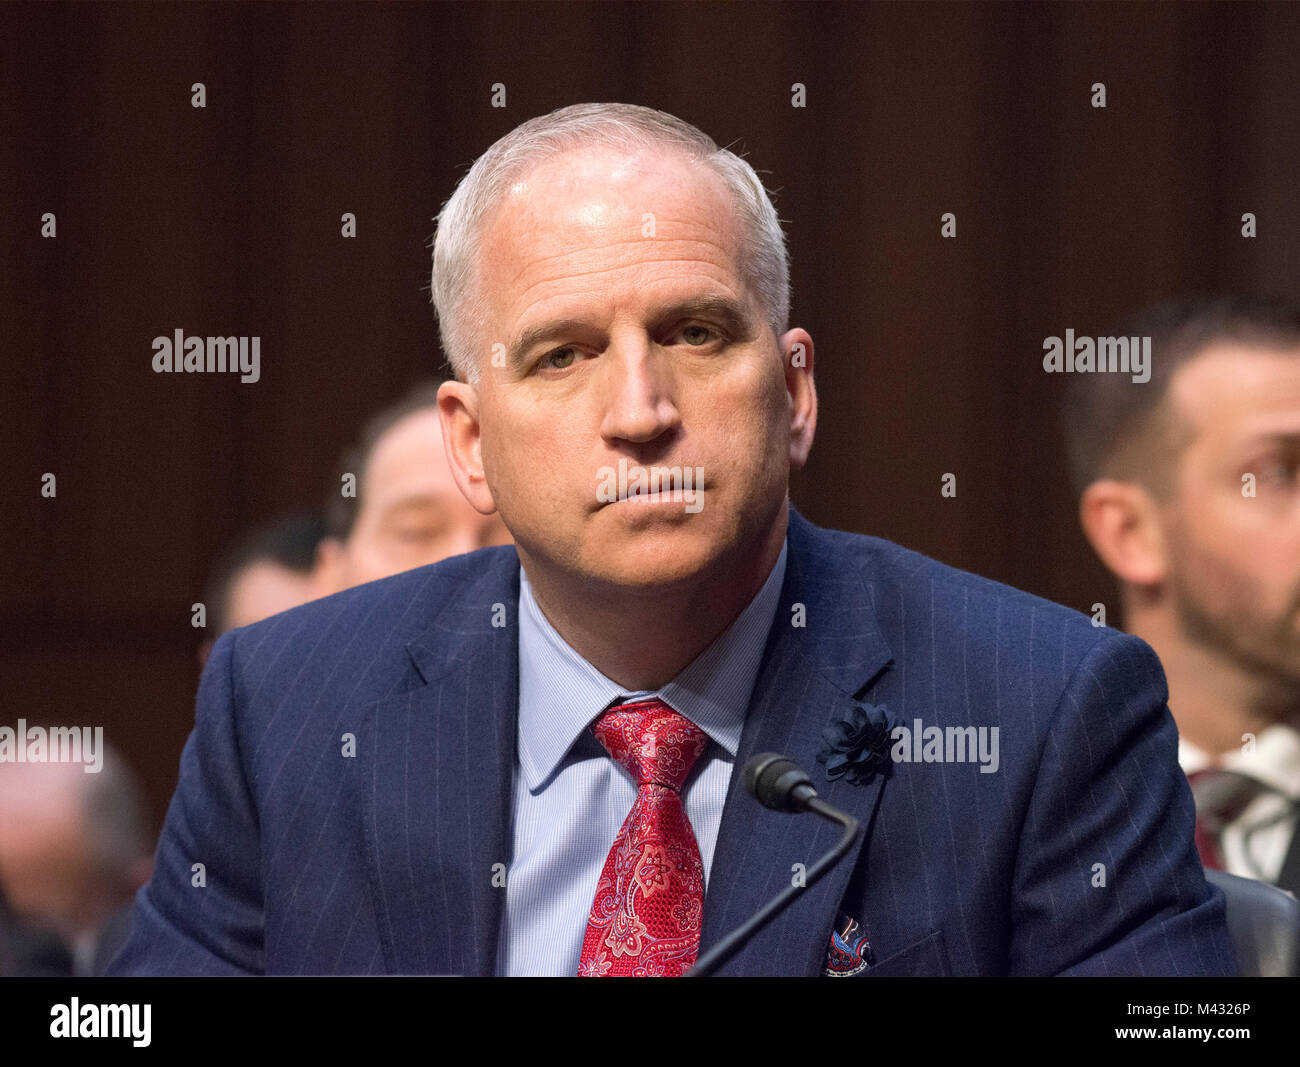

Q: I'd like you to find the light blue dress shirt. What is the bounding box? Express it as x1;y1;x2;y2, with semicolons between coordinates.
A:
498;540;788;976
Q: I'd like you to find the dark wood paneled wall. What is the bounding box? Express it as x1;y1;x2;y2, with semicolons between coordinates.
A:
3;1;1297;826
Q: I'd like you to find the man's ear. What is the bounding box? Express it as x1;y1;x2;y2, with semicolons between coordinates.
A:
780;328;817;469
1078;479;1168;586
438;379;497;515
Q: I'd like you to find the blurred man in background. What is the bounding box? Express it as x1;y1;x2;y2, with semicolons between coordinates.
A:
1068;295;1300;893
96;384;509;974
310;380;512;595
199;512;327;665
0;742;153;974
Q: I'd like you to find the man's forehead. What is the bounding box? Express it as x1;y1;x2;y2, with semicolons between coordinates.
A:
1170;341;1300;439
477;147;744;328
0;762;88;810
485;148;734;253
363;410;450;492
502;144;721;200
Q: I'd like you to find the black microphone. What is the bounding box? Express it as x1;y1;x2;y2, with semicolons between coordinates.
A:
745;752;819;812
687;753;862;977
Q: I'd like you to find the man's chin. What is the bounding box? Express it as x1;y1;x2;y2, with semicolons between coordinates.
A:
579;508;723;590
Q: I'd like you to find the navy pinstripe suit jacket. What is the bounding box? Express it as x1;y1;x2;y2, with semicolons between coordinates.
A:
109;506;1238;976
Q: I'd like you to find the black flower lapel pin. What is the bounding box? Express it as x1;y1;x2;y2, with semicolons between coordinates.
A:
816;701;897;786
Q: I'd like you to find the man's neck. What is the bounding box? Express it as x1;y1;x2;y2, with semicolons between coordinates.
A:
518;504;788;692
1125;601;1297;756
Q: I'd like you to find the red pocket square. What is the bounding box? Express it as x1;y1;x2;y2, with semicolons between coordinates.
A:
824;912;874;976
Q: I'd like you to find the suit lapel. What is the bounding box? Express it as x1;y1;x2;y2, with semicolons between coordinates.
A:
350;508;891;976
356;555;520;975
700;506;894;975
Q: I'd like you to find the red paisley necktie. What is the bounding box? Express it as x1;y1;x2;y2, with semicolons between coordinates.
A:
578;698;709;977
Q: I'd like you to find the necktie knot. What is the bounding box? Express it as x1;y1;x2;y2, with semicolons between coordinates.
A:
1189;768;1266;832
592;698;708;792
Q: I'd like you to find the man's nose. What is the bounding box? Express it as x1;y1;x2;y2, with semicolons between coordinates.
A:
597;336;681;444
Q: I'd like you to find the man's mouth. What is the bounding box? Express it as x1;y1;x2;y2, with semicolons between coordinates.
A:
593;458;707;513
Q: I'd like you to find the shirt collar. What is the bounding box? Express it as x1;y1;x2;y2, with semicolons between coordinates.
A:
1179;721;1300;801
516;539;788;792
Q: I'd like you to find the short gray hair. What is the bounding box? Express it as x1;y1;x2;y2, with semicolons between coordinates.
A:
430;102;791;382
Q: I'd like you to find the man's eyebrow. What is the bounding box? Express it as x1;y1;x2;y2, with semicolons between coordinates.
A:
506;295;756;370
1243;430;1300;449
662;295;756;337
507;317;593;370
378;493;452;519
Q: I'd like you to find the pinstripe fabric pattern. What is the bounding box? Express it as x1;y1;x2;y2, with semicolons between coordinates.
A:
498;543;786;976
697;516;1238;975
107;506;1238;976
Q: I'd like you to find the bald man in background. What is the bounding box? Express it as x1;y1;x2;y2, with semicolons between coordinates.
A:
0;743;153;975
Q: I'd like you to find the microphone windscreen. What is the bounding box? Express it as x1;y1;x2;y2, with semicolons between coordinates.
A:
743;753;813;812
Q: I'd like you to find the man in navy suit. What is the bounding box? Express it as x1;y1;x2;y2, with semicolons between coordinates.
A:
110;102;1237;976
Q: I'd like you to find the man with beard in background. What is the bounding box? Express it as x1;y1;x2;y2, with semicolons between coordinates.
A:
1070;295;1300;893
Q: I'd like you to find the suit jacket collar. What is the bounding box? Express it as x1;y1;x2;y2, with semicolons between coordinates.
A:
355;503;893;975
356;553;521;976
699;506;895;975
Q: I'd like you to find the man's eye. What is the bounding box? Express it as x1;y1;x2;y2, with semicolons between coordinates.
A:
543;348;577;370
393;527;435;544
679;324;717;346
1257;458;1298;487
